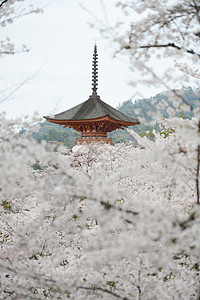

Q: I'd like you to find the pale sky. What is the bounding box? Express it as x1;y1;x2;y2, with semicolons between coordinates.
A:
0;0;196;118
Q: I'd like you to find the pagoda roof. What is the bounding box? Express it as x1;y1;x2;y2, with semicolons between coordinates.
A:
44;94;139;124
44;45;140;127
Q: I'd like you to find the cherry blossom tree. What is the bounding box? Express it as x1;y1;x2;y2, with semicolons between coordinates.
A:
0;1;200;299
0;114;200;299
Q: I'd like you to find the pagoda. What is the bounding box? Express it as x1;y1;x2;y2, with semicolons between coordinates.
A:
44;45;140;145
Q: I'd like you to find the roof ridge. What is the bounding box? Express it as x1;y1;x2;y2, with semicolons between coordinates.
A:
92;97;108;116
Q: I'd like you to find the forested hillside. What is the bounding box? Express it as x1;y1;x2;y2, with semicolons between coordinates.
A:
118;86;199;135
32;122;81;149
33;86;199;147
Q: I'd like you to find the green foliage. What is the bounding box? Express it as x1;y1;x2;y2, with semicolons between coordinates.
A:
160;126;175;138
41;287;71;298
140;130;155;139
1;200;12;210
140;125;174;140
0;232;10;243
32;162;42;170
163;272;174;282
106;280;116;290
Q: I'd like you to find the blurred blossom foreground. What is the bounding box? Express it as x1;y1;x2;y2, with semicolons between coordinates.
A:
0;114;200;300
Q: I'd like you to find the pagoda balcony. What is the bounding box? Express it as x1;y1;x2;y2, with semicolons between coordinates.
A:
76;134;113;145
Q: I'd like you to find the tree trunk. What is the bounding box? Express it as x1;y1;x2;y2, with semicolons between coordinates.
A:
196;120;200;205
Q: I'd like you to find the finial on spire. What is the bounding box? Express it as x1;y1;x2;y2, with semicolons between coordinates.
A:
91;44;98;96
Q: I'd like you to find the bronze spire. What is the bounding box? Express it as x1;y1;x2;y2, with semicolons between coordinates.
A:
91;44;98;96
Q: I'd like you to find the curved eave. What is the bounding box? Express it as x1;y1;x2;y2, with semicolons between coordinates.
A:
44;115;140;127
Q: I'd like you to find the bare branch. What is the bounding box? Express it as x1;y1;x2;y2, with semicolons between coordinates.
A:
137;43;200;58
191;0;200;23
78;286;129;300
0;0;9;8
100;200;139;217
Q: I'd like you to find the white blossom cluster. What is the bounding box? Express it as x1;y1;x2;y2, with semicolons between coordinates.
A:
175;62;200;79
0;0;42;56
0;113;199;299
